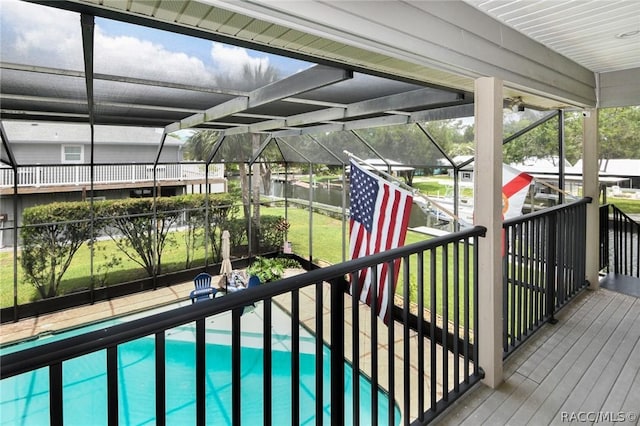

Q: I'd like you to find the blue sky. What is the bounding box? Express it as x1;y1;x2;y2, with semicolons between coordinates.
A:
96;18;308;76
0;0;310;83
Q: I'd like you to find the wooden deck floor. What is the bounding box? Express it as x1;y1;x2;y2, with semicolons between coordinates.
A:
434;288;640;425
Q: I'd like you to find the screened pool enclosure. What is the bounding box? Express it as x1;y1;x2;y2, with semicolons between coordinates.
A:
1;1;569;321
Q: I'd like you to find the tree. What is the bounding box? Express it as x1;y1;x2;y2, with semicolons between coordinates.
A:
183;129;219;161
21;202;93;298
502;111;570;165
215;62;281;251
500;107;640;166
95;198;180;277
598;106;640;159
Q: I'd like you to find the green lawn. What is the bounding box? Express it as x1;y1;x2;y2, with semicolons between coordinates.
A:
264;205;432;262
412;177;474;198
0;230;211;307
607;196;640;214
268;205;474;323
413;179;453;197
7;192;625;326
1;205;472;325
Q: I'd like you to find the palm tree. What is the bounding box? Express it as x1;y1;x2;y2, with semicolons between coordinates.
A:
183;129;219;161
185;62;281;252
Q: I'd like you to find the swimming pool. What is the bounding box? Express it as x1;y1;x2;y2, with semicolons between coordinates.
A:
0;303;400;425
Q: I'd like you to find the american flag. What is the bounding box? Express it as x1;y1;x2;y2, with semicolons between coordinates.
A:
349;160;413;324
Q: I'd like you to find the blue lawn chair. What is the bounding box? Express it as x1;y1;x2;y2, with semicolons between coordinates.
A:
247;275;261;288
240;275;261;314
190;272;216;303
194;272;212;289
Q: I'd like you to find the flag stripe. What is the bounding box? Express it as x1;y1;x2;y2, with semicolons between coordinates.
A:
384;195;414;322
503;173;533;198
373;185;391;308
502;165;533;221
377;188;403;317
501;164;534;255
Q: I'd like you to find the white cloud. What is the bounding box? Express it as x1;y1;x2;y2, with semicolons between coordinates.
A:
0;0;216;84
210;42;270;77
94;28;215;84
1;0;84;69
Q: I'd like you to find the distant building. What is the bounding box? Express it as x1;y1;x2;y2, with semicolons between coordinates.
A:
573;158;640;188
0;122;225;247
510;156;574;175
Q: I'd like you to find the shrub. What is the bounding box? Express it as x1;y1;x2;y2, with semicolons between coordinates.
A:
203;194;239;262
20;202;94;299
247;256;302;283
175;193;237;265
94;198;180;276
226;218;248;252
255;215;287;252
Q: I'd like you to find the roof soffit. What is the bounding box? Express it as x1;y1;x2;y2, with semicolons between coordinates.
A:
31;0;569;109
195;0;597;107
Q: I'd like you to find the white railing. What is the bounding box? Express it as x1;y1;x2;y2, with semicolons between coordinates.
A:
0;163;224;188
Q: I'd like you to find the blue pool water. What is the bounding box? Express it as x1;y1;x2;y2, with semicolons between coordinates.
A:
0;307;400;425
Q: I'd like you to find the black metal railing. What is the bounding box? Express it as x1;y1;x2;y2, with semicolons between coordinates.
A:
502;198;590;357
0;226;486;426
600;204;610;272
607;204;640;277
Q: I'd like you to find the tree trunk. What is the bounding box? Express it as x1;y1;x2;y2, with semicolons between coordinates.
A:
251;134;261;251
239;162;250;221
261;162;272;195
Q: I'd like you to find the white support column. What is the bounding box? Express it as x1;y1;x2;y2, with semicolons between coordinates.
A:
474;77;504;388
583;109;600;290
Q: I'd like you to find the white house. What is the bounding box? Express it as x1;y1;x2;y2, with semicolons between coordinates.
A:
0;121;226;247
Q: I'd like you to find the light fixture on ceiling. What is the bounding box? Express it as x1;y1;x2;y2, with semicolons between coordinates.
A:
615;29;640;39
510;97;525;112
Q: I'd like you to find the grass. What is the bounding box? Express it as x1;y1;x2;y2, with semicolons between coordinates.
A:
4;185;637;336
1;204;473;326
607;196;640;214
269;205;475;323
265;205;431;264
7;192;632;323
413;179;454;197
413;176;474;197
0;230;212;308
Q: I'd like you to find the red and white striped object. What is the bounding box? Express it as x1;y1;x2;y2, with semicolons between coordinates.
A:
349;160;413;324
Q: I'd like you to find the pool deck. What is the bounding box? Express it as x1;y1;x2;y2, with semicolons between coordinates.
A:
0;279;197;345
273;283;464;424
6;274;637;425
1;270;448;425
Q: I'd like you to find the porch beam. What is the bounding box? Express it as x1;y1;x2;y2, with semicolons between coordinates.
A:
474;76;503;388
165;64;352;133
270;102;473;138
598;68;640;108
583;109;600;290
0;94;202;115
223;87;463;136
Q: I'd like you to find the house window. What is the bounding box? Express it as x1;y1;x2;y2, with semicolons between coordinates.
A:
62;145;83;163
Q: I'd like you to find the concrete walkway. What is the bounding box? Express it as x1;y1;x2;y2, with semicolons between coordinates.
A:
1;270;468;425
0;279;198;346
